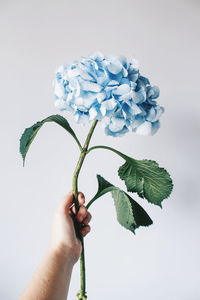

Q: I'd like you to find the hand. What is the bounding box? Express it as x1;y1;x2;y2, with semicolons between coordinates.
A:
50;192;92;264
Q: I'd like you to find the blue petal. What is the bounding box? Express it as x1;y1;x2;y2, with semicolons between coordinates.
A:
147;86;160;99
129;57;139;69
101;98;117;110
81;81;102;92
131;115;145;129
67;66;81;78
146;106;164;122
75;111;90;125
132;103;142;115
108;80;119;86
96;91;106;103
54;82;64;98
74;96;94;111
151;120;160;135
104;123;129;137
132;88;146;104
89;51;105;62
113;84;130;95
134;121;153;136
138;76;150;86
108;117;126;132
89;104;103;120
89;106;98;120
55;99;70;111
146;107;156;122
118;55;128;68
107;60;123;74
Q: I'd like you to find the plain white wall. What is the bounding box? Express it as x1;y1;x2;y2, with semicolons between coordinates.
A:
0;0;200;299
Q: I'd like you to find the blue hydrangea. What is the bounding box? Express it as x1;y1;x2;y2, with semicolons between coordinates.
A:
53;51;164;137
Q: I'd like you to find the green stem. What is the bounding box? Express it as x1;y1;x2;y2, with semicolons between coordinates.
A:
87;145;128;160
72;120;98;300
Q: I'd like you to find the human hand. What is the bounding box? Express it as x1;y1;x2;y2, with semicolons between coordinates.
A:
50;192;92;264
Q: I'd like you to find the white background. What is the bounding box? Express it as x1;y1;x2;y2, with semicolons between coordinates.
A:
0;1;200;299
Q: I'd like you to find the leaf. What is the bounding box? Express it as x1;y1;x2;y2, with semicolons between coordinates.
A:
86;175;118;208
112;189;153;233
87;146;173;207
20;114;82;165
118;158;173;207
86;175;153;233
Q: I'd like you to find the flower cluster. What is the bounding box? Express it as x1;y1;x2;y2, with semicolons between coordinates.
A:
53;52;164;137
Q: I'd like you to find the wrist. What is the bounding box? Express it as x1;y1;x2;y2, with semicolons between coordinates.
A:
49;243;77;267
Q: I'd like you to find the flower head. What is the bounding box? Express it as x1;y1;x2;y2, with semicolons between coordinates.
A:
53;51;164;137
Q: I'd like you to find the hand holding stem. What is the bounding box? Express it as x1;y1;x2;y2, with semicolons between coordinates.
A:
19;193;92;300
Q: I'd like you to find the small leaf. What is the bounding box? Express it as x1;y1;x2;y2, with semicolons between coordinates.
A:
86;175;118;208
86;175;153;233
20;114;82;165
118;158;173;207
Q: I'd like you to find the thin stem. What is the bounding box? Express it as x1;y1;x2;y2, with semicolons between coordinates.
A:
87;145;127;159
72;151;87;213
75;138;83;152
72;120;98;213
79;238;86;298
72;120;98;300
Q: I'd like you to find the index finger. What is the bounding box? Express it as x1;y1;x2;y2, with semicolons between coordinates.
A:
77;192;85;205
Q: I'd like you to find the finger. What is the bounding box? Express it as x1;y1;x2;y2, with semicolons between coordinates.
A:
78;192;85;205
68;192;85;214
59;191;73;212
76;205;87;222
70;203;88;218
69;207;92;225
82;212;92;225
69;204;76;215
70;204;82;215
80;225;91;237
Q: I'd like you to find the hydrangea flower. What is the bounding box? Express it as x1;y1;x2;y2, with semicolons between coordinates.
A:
53;51;164;137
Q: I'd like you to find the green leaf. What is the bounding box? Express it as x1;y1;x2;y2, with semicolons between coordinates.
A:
87;146;173;207
112;189;153;233
20;114;82;165
86;175;118;208
86;175;153;233
118;158;173;207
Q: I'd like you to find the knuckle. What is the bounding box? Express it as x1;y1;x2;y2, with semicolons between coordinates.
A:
80;205;87;214
78;191;85;198
85;225;91;231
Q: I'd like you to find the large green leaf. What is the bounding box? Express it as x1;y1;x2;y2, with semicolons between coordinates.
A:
86;175;153;233
87;146;173;207
118;158;173;207
20;114;82;165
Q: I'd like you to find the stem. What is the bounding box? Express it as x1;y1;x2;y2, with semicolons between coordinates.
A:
72;120;98;213
72;120;98;300
87;145;128;160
